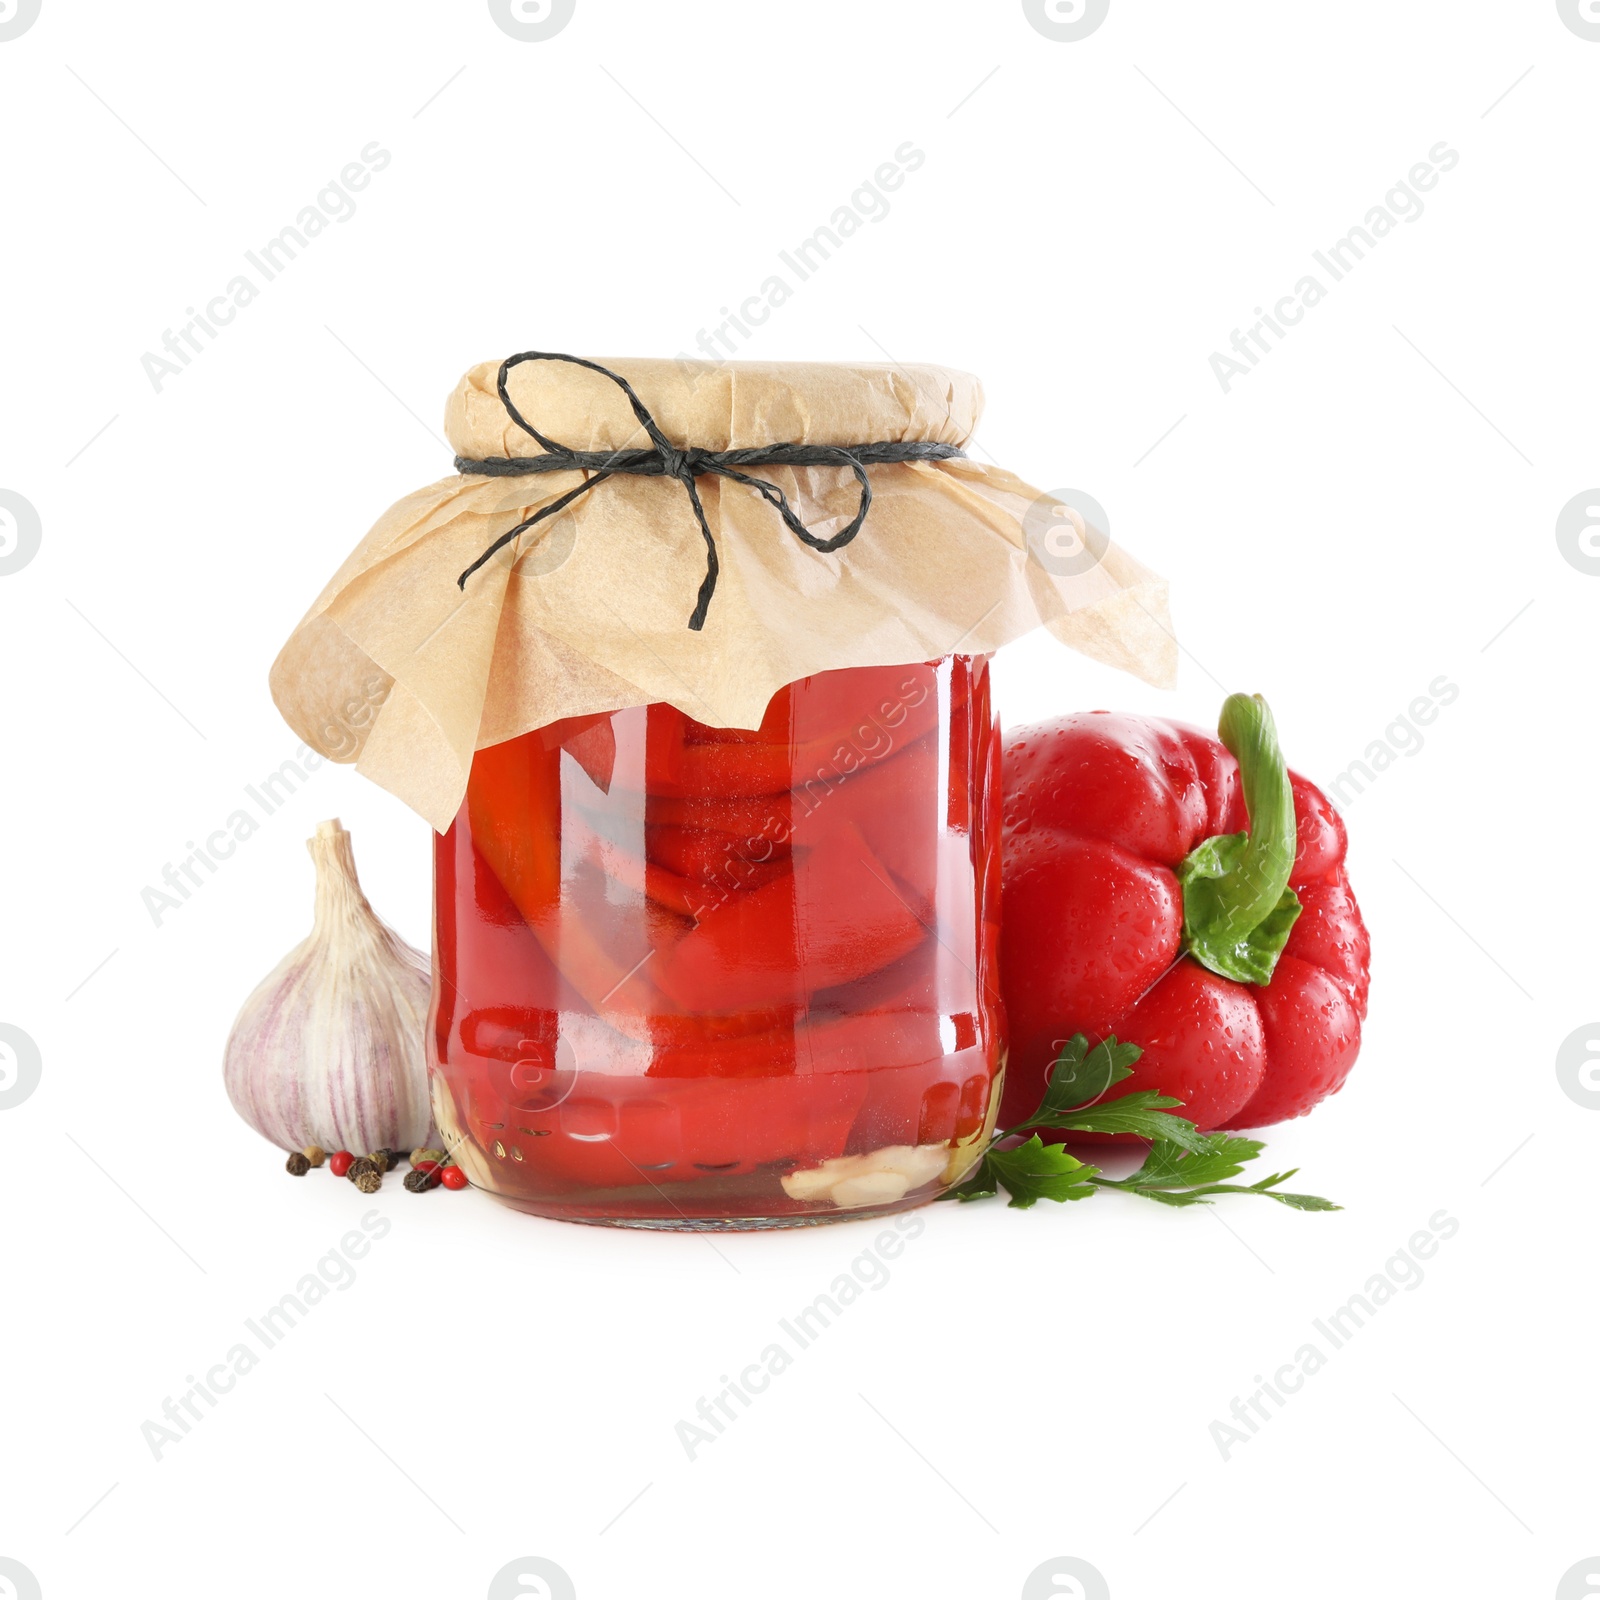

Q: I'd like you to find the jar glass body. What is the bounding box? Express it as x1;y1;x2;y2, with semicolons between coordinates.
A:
430;656;1004;1227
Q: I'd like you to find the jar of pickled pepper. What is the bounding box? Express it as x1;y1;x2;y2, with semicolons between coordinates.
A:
269;352;1175;1227
433;653;1001;1224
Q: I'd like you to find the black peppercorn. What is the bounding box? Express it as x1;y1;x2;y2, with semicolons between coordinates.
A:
285;1151;311;1177
352;1169;382;1195
403;1168;440;1193
347;1156;378;1181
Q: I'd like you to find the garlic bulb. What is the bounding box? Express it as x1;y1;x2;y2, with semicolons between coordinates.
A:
224;819;434;1154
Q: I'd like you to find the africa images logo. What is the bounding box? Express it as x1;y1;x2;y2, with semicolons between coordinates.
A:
1021;1556;1110;1598
0;1024;42;1110
0;489;42;576
488;1557;576;1598
488;0;575;42
0;1560;41;1600
1024;489;1111;578
1556;490;1600;575
1556;0;1600;42
0;0;42;43
1023;0;1109;42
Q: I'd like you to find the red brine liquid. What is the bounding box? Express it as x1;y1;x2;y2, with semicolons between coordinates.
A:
430;657;1004;1226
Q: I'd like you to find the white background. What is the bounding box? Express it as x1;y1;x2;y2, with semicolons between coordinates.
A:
2;2;1596;1597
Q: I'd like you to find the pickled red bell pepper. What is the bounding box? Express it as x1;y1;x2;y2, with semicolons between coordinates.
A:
652;820;929;1012
998;693;1369;1133
466;732;670;1027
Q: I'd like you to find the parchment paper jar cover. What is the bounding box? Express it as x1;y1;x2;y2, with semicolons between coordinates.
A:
270;356;1176;832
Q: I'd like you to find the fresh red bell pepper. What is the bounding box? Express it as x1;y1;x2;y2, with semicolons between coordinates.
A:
998;693;1369;1133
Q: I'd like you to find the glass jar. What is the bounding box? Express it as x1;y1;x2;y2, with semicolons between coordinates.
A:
430;655;1004;1228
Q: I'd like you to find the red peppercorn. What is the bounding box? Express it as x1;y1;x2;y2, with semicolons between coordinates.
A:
327;1150;355;1178
440;1166;468;1191
413;1159;440;1177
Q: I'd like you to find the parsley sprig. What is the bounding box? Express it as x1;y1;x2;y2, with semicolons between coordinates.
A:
946;1035;1339;1212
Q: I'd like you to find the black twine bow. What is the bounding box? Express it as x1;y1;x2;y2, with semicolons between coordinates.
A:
454;351;965;630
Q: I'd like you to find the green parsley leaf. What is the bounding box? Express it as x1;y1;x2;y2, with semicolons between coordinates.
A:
1093;1150;1341;1210
949;1158;999;1203
1054;1091;1209;1151
1023;1034;1142;1127
986;1136;1099;1208
1123;1132;1266;1186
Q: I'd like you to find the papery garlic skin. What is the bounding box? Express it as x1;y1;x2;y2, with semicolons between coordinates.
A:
223;819;435;1154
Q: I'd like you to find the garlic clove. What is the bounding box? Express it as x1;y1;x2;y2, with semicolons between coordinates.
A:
777;1165;838;1203
430;1076;495;1192
223;819;436;1156
831;1171;914;1208
781;1143;950;1208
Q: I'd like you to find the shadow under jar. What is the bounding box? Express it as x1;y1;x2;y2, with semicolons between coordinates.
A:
431;655;1005;1228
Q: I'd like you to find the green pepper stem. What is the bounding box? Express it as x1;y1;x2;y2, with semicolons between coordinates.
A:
1177;693;1302;986
1217;693;1295;935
